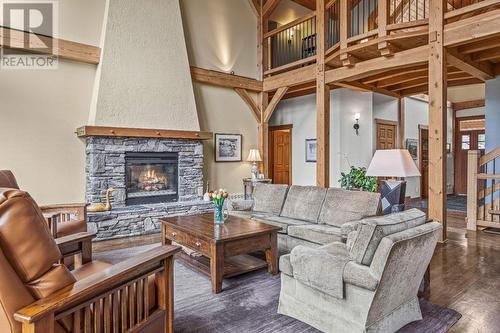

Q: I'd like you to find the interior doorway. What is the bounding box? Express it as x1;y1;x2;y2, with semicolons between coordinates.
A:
419;125;429;199
376;119;398;150
454;116;486;195
269;125;292;185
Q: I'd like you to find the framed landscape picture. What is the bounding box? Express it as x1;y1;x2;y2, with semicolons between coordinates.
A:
215;133;242;162
305;139;317;162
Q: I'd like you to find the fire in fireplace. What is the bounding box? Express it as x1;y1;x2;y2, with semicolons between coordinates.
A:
125;152;179;205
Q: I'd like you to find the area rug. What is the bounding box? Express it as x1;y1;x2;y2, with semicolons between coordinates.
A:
95;244;461;333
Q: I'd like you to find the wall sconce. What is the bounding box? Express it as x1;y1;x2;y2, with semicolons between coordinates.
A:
353;113;360;135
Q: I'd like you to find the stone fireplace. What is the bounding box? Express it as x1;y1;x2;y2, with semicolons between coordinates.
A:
81;127;213;240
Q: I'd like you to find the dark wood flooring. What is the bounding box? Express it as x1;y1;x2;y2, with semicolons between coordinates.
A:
93;212;500;333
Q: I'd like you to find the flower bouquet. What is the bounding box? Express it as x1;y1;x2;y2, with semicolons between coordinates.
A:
207;189;229;224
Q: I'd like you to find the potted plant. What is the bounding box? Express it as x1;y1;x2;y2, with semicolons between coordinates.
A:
339;166;378;192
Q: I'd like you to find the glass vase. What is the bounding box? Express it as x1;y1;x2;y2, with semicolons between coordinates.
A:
214;204;225;224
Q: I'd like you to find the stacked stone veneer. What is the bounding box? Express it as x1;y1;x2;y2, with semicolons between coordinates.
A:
85;136;212;240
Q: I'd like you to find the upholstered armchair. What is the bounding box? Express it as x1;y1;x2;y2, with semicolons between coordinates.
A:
278;209;441;333
0;170;87;238
0;188;179;333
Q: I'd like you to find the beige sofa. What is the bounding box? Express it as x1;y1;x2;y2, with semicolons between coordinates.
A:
228;184;381;254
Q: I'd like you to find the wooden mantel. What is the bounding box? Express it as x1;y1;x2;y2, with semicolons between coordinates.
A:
76;126;213;140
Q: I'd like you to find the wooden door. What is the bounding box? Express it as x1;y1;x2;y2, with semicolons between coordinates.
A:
454;116;486;195
376;120;397;150
420;127;429;199
269;125;292;185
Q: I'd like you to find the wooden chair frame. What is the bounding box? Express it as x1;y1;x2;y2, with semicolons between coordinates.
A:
13;232;179;333
41;203;87;239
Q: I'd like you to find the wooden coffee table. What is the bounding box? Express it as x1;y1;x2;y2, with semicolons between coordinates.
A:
160;213;281;293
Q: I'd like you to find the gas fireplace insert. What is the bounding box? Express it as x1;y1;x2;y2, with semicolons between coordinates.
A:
125;152;179;205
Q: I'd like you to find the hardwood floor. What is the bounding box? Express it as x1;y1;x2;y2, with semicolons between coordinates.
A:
93;212;500;333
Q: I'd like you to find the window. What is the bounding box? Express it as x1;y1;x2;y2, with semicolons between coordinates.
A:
461;135;470;150
478;134;486;150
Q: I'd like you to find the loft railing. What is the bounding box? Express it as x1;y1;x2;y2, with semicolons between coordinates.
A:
389;0;429;25
467;147;500;230
447;0;485;11
265;13;317;74
349;0;378;38
327;0;341;48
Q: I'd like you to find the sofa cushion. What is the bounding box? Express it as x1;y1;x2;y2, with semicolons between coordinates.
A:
251;214;308;234
319;188;381;226
229;210;254;219
252;183;289;214
350;209;426;265
280;185;327;223
288;224;343;245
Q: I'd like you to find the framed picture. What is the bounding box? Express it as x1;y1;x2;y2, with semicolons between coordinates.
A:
215;133;242;162
305;139;317;162
406;138;418;160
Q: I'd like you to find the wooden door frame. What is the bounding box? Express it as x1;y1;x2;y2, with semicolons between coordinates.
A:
375;118;399;150
268;124;293;185
419;125;429;199
453;114;485;195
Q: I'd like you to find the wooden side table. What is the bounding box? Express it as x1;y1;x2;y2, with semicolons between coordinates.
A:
243;178;272;200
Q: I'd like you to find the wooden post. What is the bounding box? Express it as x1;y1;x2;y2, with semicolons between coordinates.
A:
22;313;55;333
340;0;348;50
467;150;479;230
156;257;175;333
317;0;330;187
398;97;405;149
378;0;387;38
258;0;269;177
428;0;447;242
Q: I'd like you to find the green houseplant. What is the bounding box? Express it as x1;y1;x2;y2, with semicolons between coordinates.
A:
339;166;378;192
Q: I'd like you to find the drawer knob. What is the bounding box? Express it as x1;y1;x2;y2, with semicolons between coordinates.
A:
171;232;177;238
195;241;201;247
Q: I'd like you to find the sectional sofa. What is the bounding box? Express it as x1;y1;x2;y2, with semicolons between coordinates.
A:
227;184;381;254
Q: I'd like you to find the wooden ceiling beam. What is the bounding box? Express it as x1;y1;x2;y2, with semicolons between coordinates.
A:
264;87;289;122
458;35;500;54
191;66;263;91
471;47;500;62
234;88;262;122
444;8;500;47
263;0;282;18
335;82;401;98
362;65;428;84
0;26;100;64
325;45;429;84
452;99;485;111
263;64;316;91
447;49;494;80
375;69;428;88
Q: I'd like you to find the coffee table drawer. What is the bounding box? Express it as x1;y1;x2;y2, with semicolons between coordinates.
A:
164;225;210;256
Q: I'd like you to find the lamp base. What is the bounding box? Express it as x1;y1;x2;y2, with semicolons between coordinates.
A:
251;162;258;180
380;180;407;215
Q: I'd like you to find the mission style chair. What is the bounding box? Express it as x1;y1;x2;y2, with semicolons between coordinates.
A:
0;170;87;239
0;187;179;333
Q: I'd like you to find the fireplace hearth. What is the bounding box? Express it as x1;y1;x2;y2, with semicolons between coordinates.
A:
125;152;179;205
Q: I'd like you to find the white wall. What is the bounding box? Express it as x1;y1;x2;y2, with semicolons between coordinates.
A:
0;0;105;205
270;88;374;187
180;0;259;194
456;107;485;118
485;78;500;153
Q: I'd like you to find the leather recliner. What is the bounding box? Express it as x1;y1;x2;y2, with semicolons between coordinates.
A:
0;187;177;333
0;170;87;238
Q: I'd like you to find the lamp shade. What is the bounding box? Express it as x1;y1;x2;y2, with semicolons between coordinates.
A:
247;149;262;162
366;149;421;177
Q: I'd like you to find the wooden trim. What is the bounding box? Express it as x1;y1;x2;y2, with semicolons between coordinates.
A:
269;124;294;130
477;173;500;180
264;12;316;39
263;0;282;18
445;0;500;20
444;8;500;47
0;27;101;64
386;19;429;32
346;29;379;44
326;0;338;8
447;49;494;80
398;98;405;149
264;56;316;76
234;88;261;122
190;66;263;92
263;64;316;91
452;99;485;111
76;126;213;140
375;118;399;126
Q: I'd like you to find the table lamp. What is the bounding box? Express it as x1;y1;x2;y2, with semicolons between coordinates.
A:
247;149;262;180
366;149;420;214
